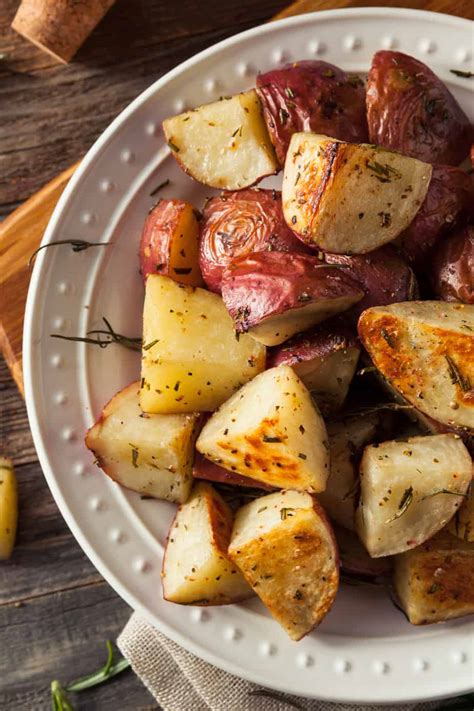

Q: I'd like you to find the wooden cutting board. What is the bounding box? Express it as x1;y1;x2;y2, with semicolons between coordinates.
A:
1;0;471;397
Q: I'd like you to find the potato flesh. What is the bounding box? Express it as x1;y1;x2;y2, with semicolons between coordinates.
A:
393;530;474;624
162;90;278;190
196;365;329;492
85;382;200;503
356;434;472;557
282;133;432;253
358;301;474;431
447;482;474;542
0;458;17;561
319;417;379;531
228;489;339;640
162;482;251;604
140;276;265;414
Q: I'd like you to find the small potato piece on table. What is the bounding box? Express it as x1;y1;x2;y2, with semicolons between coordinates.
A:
358;301;474;433
0;458;18;561
431;225;474;305
162;482;252;605
282;133;432;254
221;251;363;347
355;434;472;558
228;489;339;640
196;365;329;493
393;530;474;624
139;199;203;285
85;382;201;503
162;90;278;190
140;275;265;414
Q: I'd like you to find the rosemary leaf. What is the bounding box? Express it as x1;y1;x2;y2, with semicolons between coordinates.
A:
66;641;130;692
280;507;295;520
449;69;474;79
421;489;468;501
51;318;141;352
445;355;471;392
387;486;413;522
28;240;109;266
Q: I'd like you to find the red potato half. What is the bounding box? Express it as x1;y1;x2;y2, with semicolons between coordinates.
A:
256;60;368;165
398;165;473;268
139;199;203;285
366;51;472;165
193;452;272;490
267;320;360;414
323;246;418;322
199;188;310;293
228;489;339;640
431;225;474;305
221;251;363;346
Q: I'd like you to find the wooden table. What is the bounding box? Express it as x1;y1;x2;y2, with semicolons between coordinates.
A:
0;1;288;707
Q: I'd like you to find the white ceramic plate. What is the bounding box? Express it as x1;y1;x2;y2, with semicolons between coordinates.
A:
24;8;474;704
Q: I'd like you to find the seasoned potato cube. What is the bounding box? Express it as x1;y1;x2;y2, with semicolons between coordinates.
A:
319;416;379;531
0;458;18;561
162;90;278;190
282;133;432;254
358;301;474;433
447;481;474;542
196;365;329;492
162;482;252;605
140;275;265;414
228;489;339;640
393;530;474;624
356;434;472;557
85;382;201;503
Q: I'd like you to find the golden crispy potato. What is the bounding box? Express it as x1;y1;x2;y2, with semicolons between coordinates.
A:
140;275;265;414
85;382;201;503
162;482;252;605
393;530;474;624
196;365;329;493
228;489;339;640
0;458;17;561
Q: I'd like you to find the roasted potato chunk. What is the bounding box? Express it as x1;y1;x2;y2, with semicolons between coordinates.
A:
196;365;330;493
162;482;252;605
393;530;474;624
228;489;339;640
162;90;278;190
366;51;472;166
193;452;272;490
358;301;474;433
256;60;367;164
199;188;309;293
356;435;472;557
267;320;360;414
282;133;432;254
447;481;474;542
0;458;18;561
85;382;201;503
431;225;473;305
139;199;203;285
140;275;265;414
221;251;363;347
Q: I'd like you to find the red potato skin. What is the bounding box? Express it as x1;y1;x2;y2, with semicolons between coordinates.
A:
267;319;358;369
334;525;392;580
323;245;418;321
431;225;474;304
199;188;310;293
221;251;363;334
366;51;472;165
193;453;273;490
398;166;474;268
256;60;368;165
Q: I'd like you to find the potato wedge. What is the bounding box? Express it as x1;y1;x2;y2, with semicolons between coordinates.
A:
139;199;203;286
447;481;474;542
358;301;474;433
140;275;265;414
162;482;252;605
162;90;278;190
334;525;391;580
393;530;474;624
319;416;379;531
193;452;272;490
85;382;201;503
282;133;432;254
267;320;360;415
196;365;329;492
355;434;472;557
228;489;339;640
221;251;363;347
0;458;18;561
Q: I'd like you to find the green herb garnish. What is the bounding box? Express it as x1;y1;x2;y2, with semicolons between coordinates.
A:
143;339;159;351
51;317;142;352
387;486;413;522
129;444;139;468
421;489;468;501
366;160;402;183
450;69;474;78
445;355;471;392
263;435;283;443
28;239;109;266
280;507;295;520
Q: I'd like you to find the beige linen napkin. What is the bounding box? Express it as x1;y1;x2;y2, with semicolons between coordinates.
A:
118;613;441;711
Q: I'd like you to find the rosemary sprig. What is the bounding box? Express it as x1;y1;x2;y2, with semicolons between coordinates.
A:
386;486;413;523
248;689;305;710
51;317;142;352
449;69;474;79
445;355;471;392
421;489;468;501
28;240;109;266
366;160;402;183
51;641;130;710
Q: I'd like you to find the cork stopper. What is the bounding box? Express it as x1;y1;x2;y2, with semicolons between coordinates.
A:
11;0;117;64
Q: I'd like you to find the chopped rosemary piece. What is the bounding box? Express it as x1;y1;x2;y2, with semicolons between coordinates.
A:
143;339;159;351
445;355;471;392
28;239;109;266
387;486;413;522
149;178;170;196
263;435;283;443
280;507;295;520
450;69;474;78
168;140;180;152
366;160;402;183
381;328;396;348
51;317;142;352
129;444;139;468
